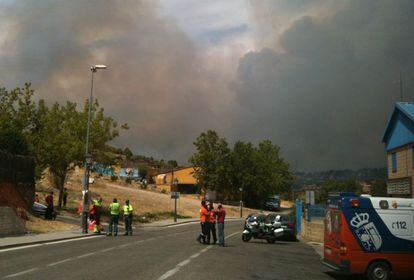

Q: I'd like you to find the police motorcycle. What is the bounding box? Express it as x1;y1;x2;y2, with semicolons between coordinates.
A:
242;214;284;243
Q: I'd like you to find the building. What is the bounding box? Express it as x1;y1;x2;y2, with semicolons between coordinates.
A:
154;167;199;194
382;102;414;198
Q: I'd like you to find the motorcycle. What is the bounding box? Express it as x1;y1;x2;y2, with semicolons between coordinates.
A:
242;214;284;243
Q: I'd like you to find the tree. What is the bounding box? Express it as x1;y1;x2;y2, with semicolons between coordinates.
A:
189;131;294;207
138;164;149;179
38;99;122;209
318;179;361;203
247;140;293;207
229;141;256;201
0;84;126;209
189;130;231;194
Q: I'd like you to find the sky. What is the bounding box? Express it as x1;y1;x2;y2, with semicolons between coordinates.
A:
1;0;413;171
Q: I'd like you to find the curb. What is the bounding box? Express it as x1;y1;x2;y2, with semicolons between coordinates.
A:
0;233;102;250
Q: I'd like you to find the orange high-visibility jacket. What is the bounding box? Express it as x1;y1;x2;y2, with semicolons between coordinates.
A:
200;207;210;222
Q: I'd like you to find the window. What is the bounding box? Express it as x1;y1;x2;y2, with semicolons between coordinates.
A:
391;152;397;173
412;147;414;169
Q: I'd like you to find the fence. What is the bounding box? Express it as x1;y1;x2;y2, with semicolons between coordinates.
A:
295;200;326;234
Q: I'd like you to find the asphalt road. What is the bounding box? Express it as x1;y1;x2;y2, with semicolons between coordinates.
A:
0;220;350;280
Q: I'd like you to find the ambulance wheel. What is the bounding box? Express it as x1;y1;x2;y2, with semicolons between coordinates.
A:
367;261;391;280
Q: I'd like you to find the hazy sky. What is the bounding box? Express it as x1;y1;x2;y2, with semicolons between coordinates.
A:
1;0;413;171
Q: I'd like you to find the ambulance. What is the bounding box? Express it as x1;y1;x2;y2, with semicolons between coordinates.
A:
323;192;414;280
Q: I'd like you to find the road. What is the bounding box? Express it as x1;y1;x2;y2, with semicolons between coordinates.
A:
0;220;348;280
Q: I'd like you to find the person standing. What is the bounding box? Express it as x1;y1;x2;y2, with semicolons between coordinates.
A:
108;198;120;236
123;200;134;236
45;191;54;220
62;188;68;209
216;203;226;247
196;201;210;244
208;202;217;244
92;197;103;234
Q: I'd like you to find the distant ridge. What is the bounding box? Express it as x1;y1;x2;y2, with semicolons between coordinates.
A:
293;168;387;189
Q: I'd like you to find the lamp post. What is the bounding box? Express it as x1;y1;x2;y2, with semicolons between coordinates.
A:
81;64;107;234
172;178;179;222
239;187;243;218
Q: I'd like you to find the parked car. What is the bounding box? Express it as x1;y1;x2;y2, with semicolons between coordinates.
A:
32;202;57;220
266;213;296;241
32;202;47;217
264;196;281;211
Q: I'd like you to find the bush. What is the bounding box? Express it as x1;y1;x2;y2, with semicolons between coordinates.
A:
126;177;132;184
110;175;118;181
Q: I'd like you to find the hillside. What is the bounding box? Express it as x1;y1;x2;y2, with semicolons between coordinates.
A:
293;168;387;189
37;168;260;222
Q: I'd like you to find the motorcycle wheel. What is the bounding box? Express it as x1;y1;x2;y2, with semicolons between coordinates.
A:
242;233;251;242
266;238;276;244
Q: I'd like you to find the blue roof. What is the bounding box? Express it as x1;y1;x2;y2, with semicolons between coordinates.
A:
382;102;414;151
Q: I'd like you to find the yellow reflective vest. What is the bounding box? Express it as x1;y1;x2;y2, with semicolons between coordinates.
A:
109;202;120;215
123;204;133;216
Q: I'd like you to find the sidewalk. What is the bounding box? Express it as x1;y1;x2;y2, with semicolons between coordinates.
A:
0;230;97;250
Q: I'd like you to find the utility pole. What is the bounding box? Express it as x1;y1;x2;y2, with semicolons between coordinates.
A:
171;168;178;222
82;65;106;234
239;187;243;218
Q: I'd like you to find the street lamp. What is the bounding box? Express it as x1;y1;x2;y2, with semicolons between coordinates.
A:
239;187;243;218
82;64;107;234
172;178;179;222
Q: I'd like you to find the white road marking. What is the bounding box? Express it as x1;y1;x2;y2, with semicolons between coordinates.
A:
100;246;116;252
77;252;95;259
47;258;73;267
4;268;38;278
118;243;132;248
44;235;103;245
0;244;42;253
157;231;239;280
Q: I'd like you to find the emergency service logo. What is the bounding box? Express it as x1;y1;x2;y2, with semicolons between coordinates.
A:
350;212;382;251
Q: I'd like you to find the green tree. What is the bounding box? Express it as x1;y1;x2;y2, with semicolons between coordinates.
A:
39;99;121;209
138;164;149;179
189;130;231;194
318;179;361;203
229;141;256;201
248;140;293;207
0;84;125;209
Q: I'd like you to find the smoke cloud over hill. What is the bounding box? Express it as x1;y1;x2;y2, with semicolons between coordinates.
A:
1;0;413;170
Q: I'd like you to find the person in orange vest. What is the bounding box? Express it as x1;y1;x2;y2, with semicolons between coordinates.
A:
196;200;210;244
208;202;217;244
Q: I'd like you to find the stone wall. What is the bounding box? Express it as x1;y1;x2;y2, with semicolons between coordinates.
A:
301;218;324;243
0;206;26;236
0;150;35;210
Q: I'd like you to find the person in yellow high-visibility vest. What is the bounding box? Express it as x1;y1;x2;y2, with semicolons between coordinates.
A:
124;200;134;235
123;200;134;236
92;197;103;234
107;198;120;236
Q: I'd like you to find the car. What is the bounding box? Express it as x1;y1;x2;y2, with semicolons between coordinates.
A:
266;213;296;241
32;202;47;217
264;196;281;211
32;202;57;219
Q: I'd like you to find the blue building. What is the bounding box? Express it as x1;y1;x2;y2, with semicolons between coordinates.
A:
382;102;414;197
